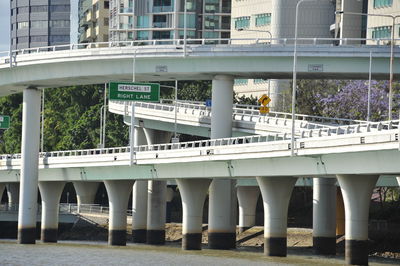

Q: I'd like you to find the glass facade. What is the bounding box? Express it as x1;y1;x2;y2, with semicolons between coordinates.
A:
234;17;250;29
371;26;392;39
255;13;271;27
373;0;392;8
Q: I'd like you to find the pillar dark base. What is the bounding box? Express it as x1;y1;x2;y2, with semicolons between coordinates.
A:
313;237;336;255
264;237;286;257
41;228;58;243
132;229;147;243
108;230;127;246
208;232;236;249
146;230;165;245
183;233;202;250
17;227;36;244
345;240;369;265
239;227;251;234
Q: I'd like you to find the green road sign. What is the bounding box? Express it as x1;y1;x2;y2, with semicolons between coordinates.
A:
109;81;160;102
0;115;10;129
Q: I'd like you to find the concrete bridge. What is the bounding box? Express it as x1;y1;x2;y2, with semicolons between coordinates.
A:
1;38;400;265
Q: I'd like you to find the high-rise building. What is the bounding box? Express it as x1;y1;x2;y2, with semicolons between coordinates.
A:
231;0;335;110
10;0;78;50
79;0;110;43
109;0;231;42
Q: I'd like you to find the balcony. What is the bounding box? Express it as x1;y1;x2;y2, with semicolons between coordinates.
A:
152;6;173;12
153;22;167;28
119;24;134;30
119;8;133;13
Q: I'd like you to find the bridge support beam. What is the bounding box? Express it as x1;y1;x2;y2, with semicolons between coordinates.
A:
73;181;100;212
104;180;134;246
18;87;41;244
209;75;236;249
257;176;297;257
177;178;211;250
6;183;19;210
237;186;260;233
132;180;148;243
313;177;337;255
147;180;167;245
38;181;66;242
336;174;379;266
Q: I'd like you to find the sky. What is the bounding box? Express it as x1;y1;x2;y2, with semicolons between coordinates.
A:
0;1;10;52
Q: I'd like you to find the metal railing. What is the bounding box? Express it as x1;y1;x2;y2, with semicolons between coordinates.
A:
0;37;398;61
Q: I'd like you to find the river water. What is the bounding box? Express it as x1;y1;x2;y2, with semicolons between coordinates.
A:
0;240;396;266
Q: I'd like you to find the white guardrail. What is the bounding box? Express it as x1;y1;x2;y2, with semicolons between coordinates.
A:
112;99;395;136
0;37;399;65
0;203;132;216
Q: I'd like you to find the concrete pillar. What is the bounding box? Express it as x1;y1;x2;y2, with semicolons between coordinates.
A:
336;174;379;265
177;178;211;250
257;176;297;257
18;87;41;244
132;180;148;243
313;177;337;255
209;75;236;249
237;186;260;233
73;181;100;211
336;187;345;236
6;183;19;210
147;180;167;245
0;183;5;203
132;127;148;243
143;128;172;145
38;181;66;242
104;180;135;246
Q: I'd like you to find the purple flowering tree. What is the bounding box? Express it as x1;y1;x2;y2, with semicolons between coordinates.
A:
314;80;389;121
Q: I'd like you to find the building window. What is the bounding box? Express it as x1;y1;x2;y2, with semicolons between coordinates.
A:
50;20;70;28
373;0;392;8
203;31;219;38
104;1;110;9
255;13;271;27
371;26;392;39
17;7;29;14
137;16;149;28
153;31;172;39
50;35;69;42
30;35;48;42
179;14;196;28
31;20;48;28
17;36;29;44
17;21;29;29
50;5;70;12
137;31;149;40
234;79;248;85
254;79;267;84
178;30;196;38
204;15;219;29
234;16;250;29
31;5;48;12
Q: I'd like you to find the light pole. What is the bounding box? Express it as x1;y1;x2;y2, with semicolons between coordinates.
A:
291;0;320;156
160;83;179;141
236;28;272;44
367;51;372;121
336;11;400;120
183;0;187;56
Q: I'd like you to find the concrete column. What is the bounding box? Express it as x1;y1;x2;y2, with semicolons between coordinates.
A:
6;183;19;210
143;128;172;145
257;176;297;257
104;180;135;246
177;178;211;250
237;186;260;233
147;180;167;245
313;177;337;255
132;180;148;243
0;183;5;203
209;75;236;249
18;87;41;244
73;181;100;211
38;181;66;242
336;174;379;265
132;127;148;243
336;187;345;236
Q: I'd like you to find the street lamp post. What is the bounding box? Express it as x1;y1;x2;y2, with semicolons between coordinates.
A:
336;11;400;120
291;0;320;156
159;83;179;141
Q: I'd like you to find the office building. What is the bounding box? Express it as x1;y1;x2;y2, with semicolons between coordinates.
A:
79;0;110;43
